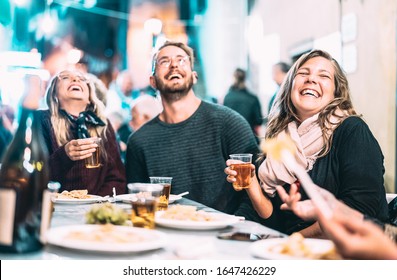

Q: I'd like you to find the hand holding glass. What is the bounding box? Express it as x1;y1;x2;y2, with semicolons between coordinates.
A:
85;138;101;168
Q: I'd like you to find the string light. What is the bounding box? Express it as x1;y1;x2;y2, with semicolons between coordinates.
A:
51;0;237;27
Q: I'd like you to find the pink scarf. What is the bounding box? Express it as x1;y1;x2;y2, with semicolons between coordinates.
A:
259;109;348;197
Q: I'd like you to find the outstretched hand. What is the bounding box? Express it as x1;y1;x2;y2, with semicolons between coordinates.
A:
319;210;397;259
276;184;317;220
276;183;359;221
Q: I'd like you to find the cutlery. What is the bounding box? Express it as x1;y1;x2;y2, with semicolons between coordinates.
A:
107;187;117;202
217;231;285;241
176;191;189;197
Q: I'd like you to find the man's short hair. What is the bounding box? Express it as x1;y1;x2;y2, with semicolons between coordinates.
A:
151;41;195;75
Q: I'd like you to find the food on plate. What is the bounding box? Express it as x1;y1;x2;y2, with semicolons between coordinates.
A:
86;202;128;225
64;224;145;243
261;134;296;160
268;232;341;259
56;189;91;199
160;205;219;221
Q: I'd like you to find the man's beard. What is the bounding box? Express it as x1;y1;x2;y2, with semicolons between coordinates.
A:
154;74;194;102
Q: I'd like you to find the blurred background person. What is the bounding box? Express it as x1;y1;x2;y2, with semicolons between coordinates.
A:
40;69;126;196
223;68;263;142
86;73;108;107
107;95;162;162
106;69;139;122
107;111;131;162
268;62;291;114
129;94;163;132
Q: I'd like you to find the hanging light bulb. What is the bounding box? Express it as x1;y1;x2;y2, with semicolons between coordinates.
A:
144;18;163;36
83;0;97;9
39;10;56;36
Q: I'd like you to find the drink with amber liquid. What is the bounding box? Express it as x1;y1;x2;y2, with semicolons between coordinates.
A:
156;183;171;211
149;177;172;211
131;198;156;229
127;183;163;229
229;154;253;190
230;162;252;189
85;138;101;168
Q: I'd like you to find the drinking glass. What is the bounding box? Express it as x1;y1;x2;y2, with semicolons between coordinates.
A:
85;138;101;168
127;183;163;229
229;154;253;190
149;177;172;211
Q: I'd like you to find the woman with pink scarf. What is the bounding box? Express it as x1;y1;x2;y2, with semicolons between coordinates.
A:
225;49;388;238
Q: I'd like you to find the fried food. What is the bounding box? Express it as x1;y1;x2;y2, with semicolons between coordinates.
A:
261;134;296;160
269;232;341;259
56;189;90;199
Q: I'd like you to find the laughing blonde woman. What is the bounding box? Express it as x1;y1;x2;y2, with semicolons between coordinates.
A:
40;70;126;196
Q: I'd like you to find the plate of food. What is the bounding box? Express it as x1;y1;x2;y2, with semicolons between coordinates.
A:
155;205;240;230
45;224;167;253
53;190;105;204
250;232;341;260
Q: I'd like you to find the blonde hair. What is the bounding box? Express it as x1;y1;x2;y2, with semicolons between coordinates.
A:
266;49;358;157
45;72;109;155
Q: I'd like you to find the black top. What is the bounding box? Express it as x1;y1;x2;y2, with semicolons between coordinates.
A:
223;88;263;134
125;101;260;215
271;116;389;234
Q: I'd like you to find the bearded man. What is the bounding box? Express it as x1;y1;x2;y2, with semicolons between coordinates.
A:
125;41;260;216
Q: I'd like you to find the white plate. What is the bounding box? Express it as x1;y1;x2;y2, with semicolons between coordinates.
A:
46;224;167;253
169;194;182;204
155;211;240;230
53;195;105;204
250;238;335;260
386;193;397;203
115;194;182;204
115;194;135;203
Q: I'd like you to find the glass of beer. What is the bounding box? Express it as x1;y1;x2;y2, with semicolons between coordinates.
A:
127;183;163;229
149;177;173;211
229;154;253;190
85;138;101;168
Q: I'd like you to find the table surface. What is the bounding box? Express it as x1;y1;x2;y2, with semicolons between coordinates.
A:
0;197;285;260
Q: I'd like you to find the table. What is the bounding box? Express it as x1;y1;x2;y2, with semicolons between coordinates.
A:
0;198;285;260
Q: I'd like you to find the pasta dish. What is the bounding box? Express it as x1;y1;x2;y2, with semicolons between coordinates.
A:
64;224;146;243
56;189;91;199
160;205;219;222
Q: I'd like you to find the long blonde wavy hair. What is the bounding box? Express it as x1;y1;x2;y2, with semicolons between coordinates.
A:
266;49;358;157
45;72;108;155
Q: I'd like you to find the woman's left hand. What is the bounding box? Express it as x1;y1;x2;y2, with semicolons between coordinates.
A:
65;138;99;161
276;183;317;220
